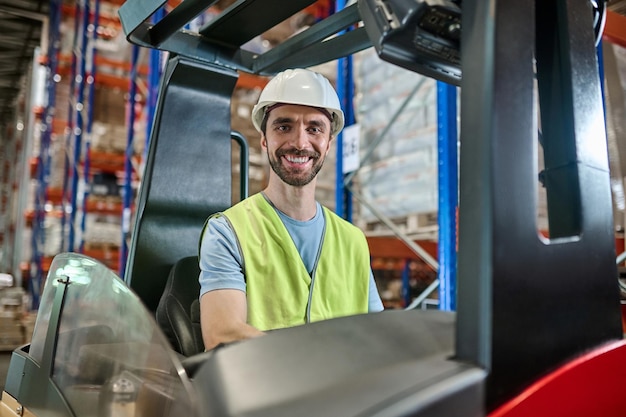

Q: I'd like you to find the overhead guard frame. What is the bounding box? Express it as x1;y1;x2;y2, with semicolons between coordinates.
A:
118;0;371;76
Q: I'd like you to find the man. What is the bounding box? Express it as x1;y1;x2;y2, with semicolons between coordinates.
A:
199;68;384;350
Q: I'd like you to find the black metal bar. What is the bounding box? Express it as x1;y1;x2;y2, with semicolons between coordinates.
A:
42;275;71;377
199;0;317;47
257;27;372;74
118;0;165;45
455;0;496;375
231;131;249;200
125;26;257;72
253;4;361;73
457;0;623;409
149;0;218;46
119;0;368;76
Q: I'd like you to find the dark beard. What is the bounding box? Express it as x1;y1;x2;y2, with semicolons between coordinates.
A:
267;148;324;187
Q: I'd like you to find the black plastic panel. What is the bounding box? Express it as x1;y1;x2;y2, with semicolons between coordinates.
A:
456;0;623;409
198;0;317;47
359;0;461;85
193;310;485;417
124;58;237;312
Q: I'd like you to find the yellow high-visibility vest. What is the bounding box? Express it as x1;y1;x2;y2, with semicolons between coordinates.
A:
221;193;370;331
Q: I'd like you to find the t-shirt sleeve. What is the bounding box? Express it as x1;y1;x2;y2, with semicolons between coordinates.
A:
199;215;246;298
368;269;385;312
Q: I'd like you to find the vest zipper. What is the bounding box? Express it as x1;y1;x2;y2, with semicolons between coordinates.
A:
306;210;327;323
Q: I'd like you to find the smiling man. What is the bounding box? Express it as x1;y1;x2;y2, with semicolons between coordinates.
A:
198;68;384;350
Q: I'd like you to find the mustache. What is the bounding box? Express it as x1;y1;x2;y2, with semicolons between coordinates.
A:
276;148;320;159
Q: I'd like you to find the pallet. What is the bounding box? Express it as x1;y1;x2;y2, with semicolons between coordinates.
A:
83;241;120;252
358;211;439;239
0;343;23;352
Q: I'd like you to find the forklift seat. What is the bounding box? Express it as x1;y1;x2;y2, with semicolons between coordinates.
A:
156;256;205;356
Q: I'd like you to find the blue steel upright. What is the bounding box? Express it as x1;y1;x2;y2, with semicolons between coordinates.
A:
437;81;458;311
68;0;90;252
119;44;140;278
79;0;100;254
335;0;354;221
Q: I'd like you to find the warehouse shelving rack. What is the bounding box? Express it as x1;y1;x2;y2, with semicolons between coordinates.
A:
11;0;626;316
19;0;163;298
27;0;63;308
20;0;272;293
78;0;101;255
61;0;91;254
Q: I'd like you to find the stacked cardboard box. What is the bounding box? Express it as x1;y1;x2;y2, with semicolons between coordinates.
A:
0;287;29;350
352;49;441;308
353;48;439;236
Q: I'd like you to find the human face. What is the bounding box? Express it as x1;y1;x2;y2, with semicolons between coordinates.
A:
262;104;332;187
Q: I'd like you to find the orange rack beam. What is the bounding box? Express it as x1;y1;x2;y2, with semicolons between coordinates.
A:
604;10;626;48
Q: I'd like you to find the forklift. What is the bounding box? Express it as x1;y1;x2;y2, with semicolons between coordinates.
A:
1;0;624;416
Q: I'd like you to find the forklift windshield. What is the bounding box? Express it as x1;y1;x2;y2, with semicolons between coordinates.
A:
18;253;202;417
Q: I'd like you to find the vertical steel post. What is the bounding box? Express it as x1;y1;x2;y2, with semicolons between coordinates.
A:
62;0;88;253
401;259;411;307
119;44;140;278
437;81;458;311
30;0;62;308
146;8;165;154
68;0;90;252
79;0;100;253
335;0;354;221
60;3;78;252
457;0;622;408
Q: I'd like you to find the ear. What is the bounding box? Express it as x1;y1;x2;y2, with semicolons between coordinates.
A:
324;135;333;156
260;133;267;151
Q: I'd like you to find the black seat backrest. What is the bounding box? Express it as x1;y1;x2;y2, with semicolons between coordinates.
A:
156;256;204;356
123;58;251;355
124;57;238;314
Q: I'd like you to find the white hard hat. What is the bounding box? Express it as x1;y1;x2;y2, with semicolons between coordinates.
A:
251;68;345;136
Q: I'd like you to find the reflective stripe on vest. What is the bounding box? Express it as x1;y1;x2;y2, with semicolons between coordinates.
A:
222;193;370;331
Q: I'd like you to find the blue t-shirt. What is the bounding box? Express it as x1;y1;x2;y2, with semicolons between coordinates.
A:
199;200;384;313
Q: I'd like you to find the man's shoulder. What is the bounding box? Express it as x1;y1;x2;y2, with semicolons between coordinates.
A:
205;195;265;234
224;193;265;214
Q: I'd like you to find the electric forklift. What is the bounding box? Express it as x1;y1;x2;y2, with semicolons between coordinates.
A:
1;0;624;416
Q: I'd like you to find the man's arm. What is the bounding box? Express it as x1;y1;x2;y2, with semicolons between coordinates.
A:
199;216;265;350
200;288;265;350
368;270;385;312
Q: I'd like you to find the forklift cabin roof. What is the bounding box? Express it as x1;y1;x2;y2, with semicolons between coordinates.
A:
118;0;372;76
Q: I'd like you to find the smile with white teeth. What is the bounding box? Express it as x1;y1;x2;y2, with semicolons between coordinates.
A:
285;155;309;164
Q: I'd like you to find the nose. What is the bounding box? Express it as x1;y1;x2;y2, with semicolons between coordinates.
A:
292;124;309;150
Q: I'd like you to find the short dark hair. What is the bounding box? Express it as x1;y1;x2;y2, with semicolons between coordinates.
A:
260;112;269;135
